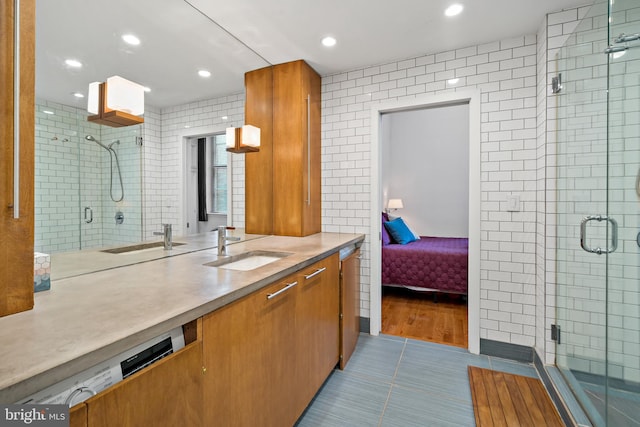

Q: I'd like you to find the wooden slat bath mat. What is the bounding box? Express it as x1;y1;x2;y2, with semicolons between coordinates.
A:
468;366;564;427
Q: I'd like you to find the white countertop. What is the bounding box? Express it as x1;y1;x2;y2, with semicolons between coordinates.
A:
0;232;364;403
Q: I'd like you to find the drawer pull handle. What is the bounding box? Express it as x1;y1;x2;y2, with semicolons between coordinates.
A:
267;281;297;299
304;267;326;280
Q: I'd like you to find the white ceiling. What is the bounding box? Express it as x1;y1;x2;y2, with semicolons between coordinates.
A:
36;0;590;110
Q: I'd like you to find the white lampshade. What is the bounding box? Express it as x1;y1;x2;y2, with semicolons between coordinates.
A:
105;76;144;116
242;125;260;148
387;199;404;210
226;125;260;153
87;82;101;114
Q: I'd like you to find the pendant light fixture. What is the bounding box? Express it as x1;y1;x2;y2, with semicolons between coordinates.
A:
226;124;261;153
87;76;145;127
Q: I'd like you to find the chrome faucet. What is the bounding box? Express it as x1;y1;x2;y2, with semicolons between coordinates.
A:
217;226;240;256
153;224;173;250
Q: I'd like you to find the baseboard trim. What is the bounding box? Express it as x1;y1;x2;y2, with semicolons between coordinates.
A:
359;316;370;334
479;338;533;363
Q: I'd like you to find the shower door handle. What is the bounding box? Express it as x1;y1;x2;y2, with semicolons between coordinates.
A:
580;215;618;254
84;207;93;223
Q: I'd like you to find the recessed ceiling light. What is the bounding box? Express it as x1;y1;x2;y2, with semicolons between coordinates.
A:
143;86;151;92
445;4;464;17
42;110;54;115
198;70;211;78
447;78;460;85
122;34;141;46
72;92;84;98
65;59;82;68
322;36;337;47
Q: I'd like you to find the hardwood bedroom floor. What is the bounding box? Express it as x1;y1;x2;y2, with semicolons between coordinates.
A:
381;286;468;348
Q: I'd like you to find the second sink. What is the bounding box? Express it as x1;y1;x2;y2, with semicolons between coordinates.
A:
204;251;292;271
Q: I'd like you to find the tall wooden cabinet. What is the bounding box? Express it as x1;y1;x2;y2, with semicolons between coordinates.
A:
0;0;35;317
244;60;321;237
244;66;274;235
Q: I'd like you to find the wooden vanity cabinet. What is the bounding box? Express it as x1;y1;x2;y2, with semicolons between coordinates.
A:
69;403;87;427
244;59;321;237
202;253;340;426
340;248;361;369
0;0;35;317
83;323;204;427
203;274;298;427
295;254;340;407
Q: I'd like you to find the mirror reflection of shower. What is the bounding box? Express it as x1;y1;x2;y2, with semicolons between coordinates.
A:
85;135;124;202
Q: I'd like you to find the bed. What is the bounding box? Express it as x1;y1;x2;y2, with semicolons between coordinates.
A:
381;214;468;295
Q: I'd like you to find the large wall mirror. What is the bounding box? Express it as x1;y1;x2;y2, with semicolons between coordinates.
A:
34;0;268;273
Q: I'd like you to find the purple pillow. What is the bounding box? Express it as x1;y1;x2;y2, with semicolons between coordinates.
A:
381;212;391;245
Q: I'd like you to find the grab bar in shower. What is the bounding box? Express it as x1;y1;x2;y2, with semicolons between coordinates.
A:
580;215;618;255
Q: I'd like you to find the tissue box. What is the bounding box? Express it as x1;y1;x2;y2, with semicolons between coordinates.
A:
34;252;51;292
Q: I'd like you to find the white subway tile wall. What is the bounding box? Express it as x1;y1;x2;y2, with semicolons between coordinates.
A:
158;94;246;232
322;34;540;346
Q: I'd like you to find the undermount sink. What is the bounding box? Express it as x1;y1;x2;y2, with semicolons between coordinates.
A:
101;241;185;254
204;251;291;271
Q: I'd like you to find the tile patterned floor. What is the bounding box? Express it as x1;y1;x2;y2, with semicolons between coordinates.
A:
296;334;539;427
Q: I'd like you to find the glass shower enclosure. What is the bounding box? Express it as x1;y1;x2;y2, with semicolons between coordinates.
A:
554;0;640;425
34;101;144;254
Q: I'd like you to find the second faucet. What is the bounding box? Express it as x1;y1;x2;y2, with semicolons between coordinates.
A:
217;226;240;256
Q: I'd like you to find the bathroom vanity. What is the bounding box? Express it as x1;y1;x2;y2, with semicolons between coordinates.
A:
0;231;364;426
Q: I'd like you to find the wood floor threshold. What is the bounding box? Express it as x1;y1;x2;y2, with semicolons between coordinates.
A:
469;366;564;427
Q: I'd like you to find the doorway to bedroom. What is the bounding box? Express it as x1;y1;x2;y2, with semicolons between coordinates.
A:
379;101;470;349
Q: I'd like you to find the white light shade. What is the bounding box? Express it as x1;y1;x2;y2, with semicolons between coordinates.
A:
387;199;404;209
242;125;260;148
105;76;144;116
87;82;101;114
225;127;236;149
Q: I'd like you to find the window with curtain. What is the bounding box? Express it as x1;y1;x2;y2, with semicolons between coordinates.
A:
207;134;227;214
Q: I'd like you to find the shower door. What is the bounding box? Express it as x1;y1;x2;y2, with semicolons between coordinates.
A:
80;124;144;250
555;0;640;425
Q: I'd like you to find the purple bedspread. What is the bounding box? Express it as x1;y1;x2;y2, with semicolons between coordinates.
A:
382;237;468;294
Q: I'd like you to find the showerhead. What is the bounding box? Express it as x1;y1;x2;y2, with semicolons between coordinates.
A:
85;134;110;150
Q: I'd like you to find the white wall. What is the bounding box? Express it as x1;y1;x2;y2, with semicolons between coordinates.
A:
381;104;469;237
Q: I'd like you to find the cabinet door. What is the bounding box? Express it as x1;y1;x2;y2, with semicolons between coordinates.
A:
272;60;321;237
340;249;361;369
0;0;35;317
85;341;203;427
295;254;340;411
69;403;87;427
203;276;298;427
245;65;274;234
